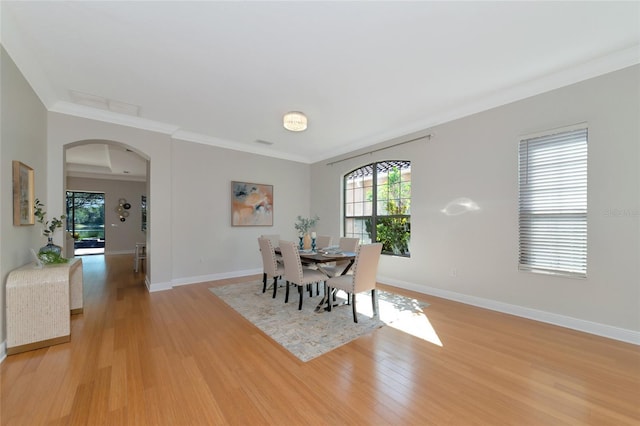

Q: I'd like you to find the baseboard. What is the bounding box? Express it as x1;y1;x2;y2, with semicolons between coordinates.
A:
148;279;173;292
171;268;262;288
378;275;640;346
104;249;135;255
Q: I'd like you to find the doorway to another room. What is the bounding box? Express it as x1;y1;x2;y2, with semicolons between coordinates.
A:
66;191;105;255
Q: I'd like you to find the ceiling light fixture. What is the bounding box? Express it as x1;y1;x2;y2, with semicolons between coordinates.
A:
283;111;307;132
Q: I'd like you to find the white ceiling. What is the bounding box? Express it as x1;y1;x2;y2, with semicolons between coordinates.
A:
2;1;639;167
65;142;148;182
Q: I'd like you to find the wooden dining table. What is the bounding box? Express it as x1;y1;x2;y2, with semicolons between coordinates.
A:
299;250;356;273
274;247;356;312
299;250;356;312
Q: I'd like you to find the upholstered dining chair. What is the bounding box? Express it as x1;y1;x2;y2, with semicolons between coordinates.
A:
261;234;282;263
279;240;328;310
318;237;360;277
315;235;332;250
326;243;383;323
258;237;285;298
260;234;280;247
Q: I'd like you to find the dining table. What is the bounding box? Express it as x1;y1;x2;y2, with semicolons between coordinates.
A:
298;250;356;313
273;247;356;312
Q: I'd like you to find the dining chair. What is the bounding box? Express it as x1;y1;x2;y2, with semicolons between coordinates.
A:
260;234;280;248
279;240;328;310
326;243;383;323
315;235;332;250
258;237;285;298
318;237;360;277
261;234;282;262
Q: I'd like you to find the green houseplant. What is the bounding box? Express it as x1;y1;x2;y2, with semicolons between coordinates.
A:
294;215;319;236
294;215;319;249
34;198;68;264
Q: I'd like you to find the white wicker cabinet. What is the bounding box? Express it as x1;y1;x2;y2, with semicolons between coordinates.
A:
6;258;83;355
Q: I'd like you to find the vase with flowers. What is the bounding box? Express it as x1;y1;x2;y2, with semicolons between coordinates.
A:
34;198;68;264
294;215;319;250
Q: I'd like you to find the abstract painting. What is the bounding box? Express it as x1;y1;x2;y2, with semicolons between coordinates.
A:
231;181;273;226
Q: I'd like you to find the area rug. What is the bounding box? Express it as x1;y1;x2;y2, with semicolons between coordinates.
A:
209;280;429;362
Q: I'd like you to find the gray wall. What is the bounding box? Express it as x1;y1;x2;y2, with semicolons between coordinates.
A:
311;65;640;339
66;177;147;254
46;114;311;290
170;139;309;283
1;47;48;352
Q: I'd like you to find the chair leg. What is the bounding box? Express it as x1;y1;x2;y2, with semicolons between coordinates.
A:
298;285;303;310
262;273;267;293
326;285;332;312
316;282;319;295
371;289;378;317
285;281;290;303
352;293;358;323
308;284;312;297
272;276;278;298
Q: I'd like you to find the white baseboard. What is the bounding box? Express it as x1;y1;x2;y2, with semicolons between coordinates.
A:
105;249;135;255
171;268;262;288
148;279;173;292
378;275;640;346
147;268;261;292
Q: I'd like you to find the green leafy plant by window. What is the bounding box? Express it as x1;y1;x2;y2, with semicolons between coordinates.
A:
375;167;410;255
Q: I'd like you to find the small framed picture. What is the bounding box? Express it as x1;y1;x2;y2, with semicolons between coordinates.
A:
12;161;35;226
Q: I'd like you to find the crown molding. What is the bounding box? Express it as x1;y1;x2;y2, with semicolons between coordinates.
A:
310;44;640;163
50;101;180;135
172;130;310;164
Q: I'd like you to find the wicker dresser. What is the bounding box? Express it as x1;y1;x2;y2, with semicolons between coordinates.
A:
6;258;83;355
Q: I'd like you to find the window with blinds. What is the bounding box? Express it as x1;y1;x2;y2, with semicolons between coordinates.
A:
518;126;588;278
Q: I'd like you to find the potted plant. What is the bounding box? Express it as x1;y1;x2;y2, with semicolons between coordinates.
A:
294;215;319;249
34;198;68;264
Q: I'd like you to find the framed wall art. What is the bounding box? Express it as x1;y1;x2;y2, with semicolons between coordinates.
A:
231;181;273;226
12;160;35;226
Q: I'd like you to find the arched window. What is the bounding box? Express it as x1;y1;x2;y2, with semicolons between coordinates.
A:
344;160;411;256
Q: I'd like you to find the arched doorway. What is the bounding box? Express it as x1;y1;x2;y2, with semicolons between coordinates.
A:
64;140;149;266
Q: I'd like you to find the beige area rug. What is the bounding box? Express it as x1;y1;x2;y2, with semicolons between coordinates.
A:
209;280;429;362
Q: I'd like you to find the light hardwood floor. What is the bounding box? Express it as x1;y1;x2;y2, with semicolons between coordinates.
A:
1;254;639;425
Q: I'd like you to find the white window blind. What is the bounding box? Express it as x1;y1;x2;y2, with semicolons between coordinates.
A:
518;127;588;278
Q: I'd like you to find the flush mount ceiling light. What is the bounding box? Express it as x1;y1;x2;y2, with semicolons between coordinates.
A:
283;111;308;132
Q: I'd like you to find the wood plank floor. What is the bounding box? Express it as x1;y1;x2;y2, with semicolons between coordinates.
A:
2;254;639;425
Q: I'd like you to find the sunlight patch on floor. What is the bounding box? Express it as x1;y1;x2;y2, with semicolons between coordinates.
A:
356;293;443;347
386;310;443;346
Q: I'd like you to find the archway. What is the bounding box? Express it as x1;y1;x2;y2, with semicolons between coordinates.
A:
64;140;150;273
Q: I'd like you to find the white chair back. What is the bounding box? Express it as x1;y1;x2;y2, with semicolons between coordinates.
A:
258;237;279;276
352;243;383;293
279;240;304;283
260;234;280;248
339;237;360;253
316;235;332;249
